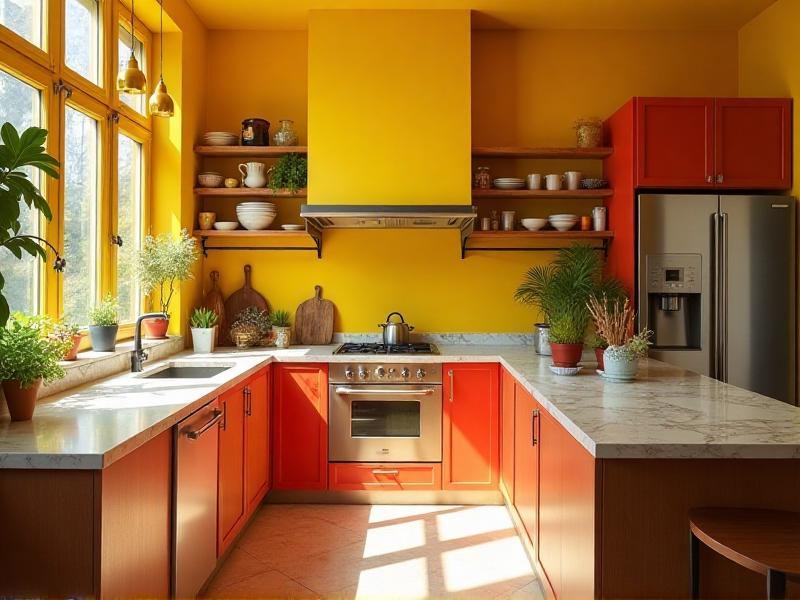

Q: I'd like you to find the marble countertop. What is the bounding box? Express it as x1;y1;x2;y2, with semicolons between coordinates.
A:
2;343;799;468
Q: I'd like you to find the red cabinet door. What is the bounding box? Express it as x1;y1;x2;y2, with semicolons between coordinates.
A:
538;408;564;599
715;98;792;189
218;383;246;554
500;368;516;501
635;97;715;188
513;384;539;545
272;363;329;490
245;367;270;516
442;363;499;490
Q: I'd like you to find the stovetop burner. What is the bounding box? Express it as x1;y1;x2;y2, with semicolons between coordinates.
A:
334;342;439;355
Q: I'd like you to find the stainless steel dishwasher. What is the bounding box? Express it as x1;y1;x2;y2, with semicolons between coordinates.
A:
173;399;223;597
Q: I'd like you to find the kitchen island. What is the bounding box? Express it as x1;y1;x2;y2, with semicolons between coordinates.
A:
1;344;799;598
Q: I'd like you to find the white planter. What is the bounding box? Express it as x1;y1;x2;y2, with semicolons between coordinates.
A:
191;327;216;354
602;345;639;381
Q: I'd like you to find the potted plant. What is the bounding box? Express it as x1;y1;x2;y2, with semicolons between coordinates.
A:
88;295;120;352
190;307;218;354
135;229;198;338
50;321;82;361
587;296;653;381
271;310;292;349
0;314;70;421
268;153;307;194
230;307;271;349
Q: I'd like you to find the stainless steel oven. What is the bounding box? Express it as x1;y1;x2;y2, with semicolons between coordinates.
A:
329;363;442;462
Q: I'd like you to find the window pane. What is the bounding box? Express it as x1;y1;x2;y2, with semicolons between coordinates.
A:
118;23;145;114
116;133;142;322
0;69;41;315
63;106;99;326
65;0;100;85
0;0;43;48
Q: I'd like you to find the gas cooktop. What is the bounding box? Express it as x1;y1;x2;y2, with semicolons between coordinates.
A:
334;342;439;355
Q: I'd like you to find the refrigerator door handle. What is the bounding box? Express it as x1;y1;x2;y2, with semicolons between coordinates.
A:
719;212;728;382
711;212;721;381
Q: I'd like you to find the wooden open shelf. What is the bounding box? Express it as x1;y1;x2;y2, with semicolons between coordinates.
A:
193;229;309;238
462;229;612;257
472;146;612;159
472;188;612;199
193;228;321;258
468;230;613;241
194;145;307;157
194;187;307;198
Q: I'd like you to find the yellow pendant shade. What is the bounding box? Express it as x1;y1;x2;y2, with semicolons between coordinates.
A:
149;77;174;117
117;53;147;94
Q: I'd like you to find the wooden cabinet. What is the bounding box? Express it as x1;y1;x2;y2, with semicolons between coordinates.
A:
245;366;271;516
329;463;441;490
513;384;539;545
538;407;565;598
272;363;329;490
442;362;499;490
218;381;246;554
500;368;516;500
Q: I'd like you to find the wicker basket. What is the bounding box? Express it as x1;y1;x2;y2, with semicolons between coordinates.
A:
232;330;260;349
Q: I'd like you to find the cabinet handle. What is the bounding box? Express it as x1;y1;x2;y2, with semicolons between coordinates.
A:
531;409;540;446
221;400;227;430
448;369;454;402
716;174;724;184
244;387;252;416
186;410;224;440
372;469;400;475
706;175;713;184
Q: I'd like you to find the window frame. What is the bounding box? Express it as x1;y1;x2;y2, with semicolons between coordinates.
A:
60;0;109;103
114;2;150;129
0;0;52;69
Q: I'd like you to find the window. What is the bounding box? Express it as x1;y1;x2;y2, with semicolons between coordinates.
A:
63;106;99;326
65;0;101;85
116;132;142;322
0;69;41;315
118;22;145;114
0;0;43;48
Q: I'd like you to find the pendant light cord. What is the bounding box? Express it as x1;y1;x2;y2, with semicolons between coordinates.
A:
129;0;136;58
160;0;164;76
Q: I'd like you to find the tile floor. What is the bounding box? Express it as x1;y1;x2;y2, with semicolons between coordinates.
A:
204;504;544;599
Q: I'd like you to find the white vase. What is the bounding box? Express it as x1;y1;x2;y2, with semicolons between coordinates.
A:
274;326;291;349
191;327;215;354
602;345;639;380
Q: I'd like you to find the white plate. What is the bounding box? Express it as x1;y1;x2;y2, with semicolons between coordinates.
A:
549;213;578;220
596;369;636;383
281;224;305;231
549;365;583;376
494;182;526;190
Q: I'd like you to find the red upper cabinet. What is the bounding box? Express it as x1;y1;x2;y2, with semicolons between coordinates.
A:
714;98;792;189
245;367;270;516
635;97;715;188
513;384;539;545
218;382;246;554
442;363;499;491
272;363;329;490
500;369;516;501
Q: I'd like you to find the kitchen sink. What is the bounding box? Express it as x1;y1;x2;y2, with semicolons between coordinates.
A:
142;364;232;379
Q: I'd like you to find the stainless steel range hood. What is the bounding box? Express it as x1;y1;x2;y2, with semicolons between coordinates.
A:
300;204;476;231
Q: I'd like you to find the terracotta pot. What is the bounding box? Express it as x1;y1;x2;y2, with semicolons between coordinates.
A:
550;343;584;368
64;334;82;361
595;347;605;371
2;379;42;421
143;317;169;339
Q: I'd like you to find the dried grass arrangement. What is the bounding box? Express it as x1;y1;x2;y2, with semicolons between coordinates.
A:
587;295;635;347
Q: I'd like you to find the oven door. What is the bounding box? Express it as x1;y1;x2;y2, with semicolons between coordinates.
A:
329;384;442;462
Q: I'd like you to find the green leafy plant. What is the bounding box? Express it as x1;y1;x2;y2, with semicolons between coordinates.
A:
89;294;120;327
50;321;80;341
514;244;624;345
268;154;307;193
270;309;291;328
0;123;64;326
135;229;198;316
230;307;271;337
0;313;71;387
190;307;218;329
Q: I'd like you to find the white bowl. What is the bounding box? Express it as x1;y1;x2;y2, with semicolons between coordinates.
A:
549;214;578;220
548;215;578;232
238;214;276;230
494;181;526;190
197;173;224;188
281;224;304;231
521;218;547;231
213;221;239;231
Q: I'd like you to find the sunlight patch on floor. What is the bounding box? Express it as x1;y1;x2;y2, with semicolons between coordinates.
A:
435;505;515;541
355;557;430;599
368;504;453;524
363;519;426;558
440;536;534;593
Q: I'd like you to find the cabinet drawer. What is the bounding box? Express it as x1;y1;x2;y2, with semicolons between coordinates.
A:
329;463;441;491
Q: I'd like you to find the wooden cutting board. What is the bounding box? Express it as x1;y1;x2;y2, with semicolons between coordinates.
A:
224;265;270;337
202;270;229;345
294;285;335;345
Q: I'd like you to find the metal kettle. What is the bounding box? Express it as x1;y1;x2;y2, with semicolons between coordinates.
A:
379;312;415;345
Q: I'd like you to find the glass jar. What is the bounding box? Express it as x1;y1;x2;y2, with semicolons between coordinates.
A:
474;166;491;189
490;210;500;231
241;118;270;146
273;119;299;146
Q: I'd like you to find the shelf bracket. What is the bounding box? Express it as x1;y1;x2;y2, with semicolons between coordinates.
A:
305;221;323;259
460;220;475;260
199;235;321;257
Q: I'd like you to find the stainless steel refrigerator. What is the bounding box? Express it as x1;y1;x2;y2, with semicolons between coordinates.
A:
637;194;796;405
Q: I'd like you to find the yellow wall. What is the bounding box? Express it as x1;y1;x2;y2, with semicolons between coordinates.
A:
199;23;739;333
738;0;800;196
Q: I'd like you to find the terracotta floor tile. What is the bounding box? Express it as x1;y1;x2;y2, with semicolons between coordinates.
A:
209;568;319;599
203;547;273;593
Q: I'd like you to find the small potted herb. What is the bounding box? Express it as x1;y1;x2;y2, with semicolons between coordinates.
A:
190;307;218;354
587;296;653;381
0;314;71;421
268;153;307;194
50;321;82;361
271;310;291;349
88;295;120;352
230;307;271;349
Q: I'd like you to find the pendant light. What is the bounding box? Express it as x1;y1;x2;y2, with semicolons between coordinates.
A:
149;0;175;117
116;0;147;94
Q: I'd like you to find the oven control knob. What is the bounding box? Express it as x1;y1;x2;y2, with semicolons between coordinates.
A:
358;367;369;380
345;367;354;380
416;368;426;380
375;366;386;379
401;368;410;379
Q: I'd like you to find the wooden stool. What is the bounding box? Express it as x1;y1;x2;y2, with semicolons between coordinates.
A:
689;508;800;600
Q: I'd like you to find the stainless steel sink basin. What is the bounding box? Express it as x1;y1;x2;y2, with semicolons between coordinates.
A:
142;365;232;379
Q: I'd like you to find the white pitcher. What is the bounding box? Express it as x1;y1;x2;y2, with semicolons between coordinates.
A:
238;162;267;188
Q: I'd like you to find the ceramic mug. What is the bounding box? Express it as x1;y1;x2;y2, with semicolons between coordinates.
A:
564;171;582;191
198;212;216;230
545;174;562;191
526;173;542;190
592;206;607;231
238;162;267;188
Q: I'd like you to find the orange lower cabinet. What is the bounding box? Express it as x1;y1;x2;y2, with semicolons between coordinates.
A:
329;463;441;491
245;366;270;517
218;382;246;556
500;368;517;501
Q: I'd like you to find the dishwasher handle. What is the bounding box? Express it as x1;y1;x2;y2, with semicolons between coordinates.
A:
186;409;224;440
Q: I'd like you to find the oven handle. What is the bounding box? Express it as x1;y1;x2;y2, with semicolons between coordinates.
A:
334;387;436;396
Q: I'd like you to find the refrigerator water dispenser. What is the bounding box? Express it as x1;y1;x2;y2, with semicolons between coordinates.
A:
645;254;702;349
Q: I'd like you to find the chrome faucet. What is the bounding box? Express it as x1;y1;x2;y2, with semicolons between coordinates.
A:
132;313;168;372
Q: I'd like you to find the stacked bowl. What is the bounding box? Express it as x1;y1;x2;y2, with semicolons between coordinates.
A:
236;202;276;230
201;131;239;146
493;177;525;190
548;214;578;232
